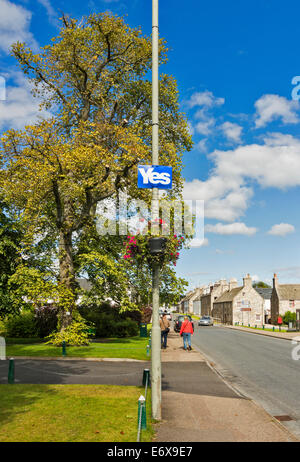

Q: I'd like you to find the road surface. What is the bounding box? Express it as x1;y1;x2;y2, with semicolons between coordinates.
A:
192;324;300;437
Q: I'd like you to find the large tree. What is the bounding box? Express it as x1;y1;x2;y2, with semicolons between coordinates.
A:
0;201;23;317
0;13;192;327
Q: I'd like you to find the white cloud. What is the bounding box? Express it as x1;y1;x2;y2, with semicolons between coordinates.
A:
267;223;295;236
251;274;260;282
0;71;51;130
186;90;224;109
187;121;194;136
37;0;58;27
184;133;300;222
183;177;253;222
220;121;243;143
254;94;300;128
212;134;300;189
195;139;207;152
195;118;215;136
190;237;209;248
0;0;38;54
205;222;257;236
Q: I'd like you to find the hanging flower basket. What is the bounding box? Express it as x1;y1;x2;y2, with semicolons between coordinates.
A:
123;219;184;267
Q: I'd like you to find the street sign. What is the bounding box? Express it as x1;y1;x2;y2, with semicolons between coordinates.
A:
138;165;172;189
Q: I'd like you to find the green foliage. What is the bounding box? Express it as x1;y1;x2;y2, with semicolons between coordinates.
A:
113;319;139;338
283;311;296;325
79;302;139;338
46;320;90;346
253;281;271;288
4;313;39;338
0;12;192;329
0;201;23;318
78;251;134;310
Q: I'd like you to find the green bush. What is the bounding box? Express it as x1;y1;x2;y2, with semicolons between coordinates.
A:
46;320;90;346
283;311;296;325
114;319;139;338
4;313;39;338
78;303;139;338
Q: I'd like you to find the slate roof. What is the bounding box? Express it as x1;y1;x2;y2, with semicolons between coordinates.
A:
277;285;300;300
213;287;242;303
254;287;272;300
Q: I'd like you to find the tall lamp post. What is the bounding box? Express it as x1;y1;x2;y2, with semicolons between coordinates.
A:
151;0;161;421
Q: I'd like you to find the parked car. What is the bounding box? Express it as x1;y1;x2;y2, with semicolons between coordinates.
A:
174;315;194;333
198;316;214;326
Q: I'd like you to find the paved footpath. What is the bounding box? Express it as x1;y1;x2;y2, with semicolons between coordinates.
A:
155;331;298;442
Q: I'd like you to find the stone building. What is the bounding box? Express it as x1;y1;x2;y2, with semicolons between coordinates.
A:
201;279;230;317
213;274;265;326
254;287;272;324
271;273;300;324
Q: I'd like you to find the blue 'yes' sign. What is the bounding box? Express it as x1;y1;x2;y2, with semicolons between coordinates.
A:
137;165;172;189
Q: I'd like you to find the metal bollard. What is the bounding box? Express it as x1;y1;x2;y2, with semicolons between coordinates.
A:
62;341;67;357
143;369;150;387
138;395;146;430
8;358;15;384
146;344;150;356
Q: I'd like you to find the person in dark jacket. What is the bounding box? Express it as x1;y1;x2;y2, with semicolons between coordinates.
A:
160;313;171;349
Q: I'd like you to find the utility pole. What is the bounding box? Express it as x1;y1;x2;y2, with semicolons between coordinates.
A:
151;0;161;421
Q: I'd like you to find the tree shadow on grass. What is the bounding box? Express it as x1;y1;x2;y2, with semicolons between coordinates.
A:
0;384;59;431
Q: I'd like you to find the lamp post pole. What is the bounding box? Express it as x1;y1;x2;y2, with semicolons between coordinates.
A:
151;0;161;421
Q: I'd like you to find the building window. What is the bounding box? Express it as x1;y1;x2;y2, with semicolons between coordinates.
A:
256;314;261;321
289;300;295;308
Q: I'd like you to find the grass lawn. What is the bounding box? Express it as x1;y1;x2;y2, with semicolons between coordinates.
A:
0;384;154;442
235;325;289;333
5;336;151;361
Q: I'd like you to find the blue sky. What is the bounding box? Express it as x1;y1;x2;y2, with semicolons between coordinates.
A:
1;0;300;288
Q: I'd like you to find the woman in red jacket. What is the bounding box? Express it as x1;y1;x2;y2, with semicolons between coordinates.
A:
179;316;194;351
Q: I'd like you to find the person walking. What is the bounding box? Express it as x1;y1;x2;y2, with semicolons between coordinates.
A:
160;313;171;349
179;315;194;351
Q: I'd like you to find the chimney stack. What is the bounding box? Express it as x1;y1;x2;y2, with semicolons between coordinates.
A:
229;278;238;291
243;273;252;288
273;273;278;288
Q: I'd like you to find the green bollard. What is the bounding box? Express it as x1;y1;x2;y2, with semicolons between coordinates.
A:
263;325;265;330
273;326;275;332
138;395;147;430
62;341;67;357
255;325;257;329
142;369;150;387
8;358;15;384
149;338;151;348
146;344;150;356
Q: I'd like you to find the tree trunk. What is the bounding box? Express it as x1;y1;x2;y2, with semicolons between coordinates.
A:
58;229;76;329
